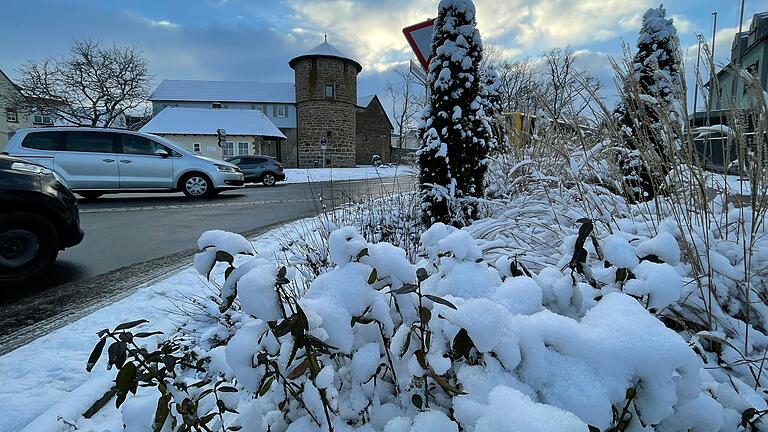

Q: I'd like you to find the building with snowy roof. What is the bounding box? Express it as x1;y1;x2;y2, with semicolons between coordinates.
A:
148;39;392;167
140;107;287;161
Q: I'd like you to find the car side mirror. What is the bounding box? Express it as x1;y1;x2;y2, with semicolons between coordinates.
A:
155;149;170;158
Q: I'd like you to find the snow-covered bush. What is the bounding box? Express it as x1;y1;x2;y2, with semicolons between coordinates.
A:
100;216;767;431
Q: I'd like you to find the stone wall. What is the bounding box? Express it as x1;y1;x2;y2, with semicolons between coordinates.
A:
293;57;358;168
356;99;392;165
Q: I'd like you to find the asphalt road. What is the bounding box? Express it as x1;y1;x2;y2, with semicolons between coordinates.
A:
0;176;415;353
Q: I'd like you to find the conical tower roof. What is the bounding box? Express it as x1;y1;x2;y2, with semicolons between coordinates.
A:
289;38;362;72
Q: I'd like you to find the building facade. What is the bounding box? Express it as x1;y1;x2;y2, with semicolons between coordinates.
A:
0;69;32;149
140;107;287;160
148;39;392;168
290;41;361;168
355;95;392;165
706;11;767;114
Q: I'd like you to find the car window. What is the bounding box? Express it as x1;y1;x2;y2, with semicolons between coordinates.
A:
65;131;116;153
228;158;241;165
122;135;166;155
21;131;63;150
249;157;267;164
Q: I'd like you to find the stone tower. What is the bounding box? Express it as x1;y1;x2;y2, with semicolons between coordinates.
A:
289;38;362;168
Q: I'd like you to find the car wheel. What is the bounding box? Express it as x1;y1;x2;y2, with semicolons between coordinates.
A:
78;192;103;200
0;212;60;285
181;173;213;198
262;173;277;186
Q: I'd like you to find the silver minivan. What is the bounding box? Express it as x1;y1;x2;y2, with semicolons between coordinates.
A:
3;127;244;199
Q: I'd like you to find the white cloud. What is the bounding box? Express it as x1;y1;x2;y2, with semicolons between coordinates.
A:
284;0;663;73
145;19;180;30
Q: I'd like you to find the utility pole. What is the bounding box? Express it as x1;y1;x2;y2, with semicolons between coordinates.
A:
731;0;746;106
706;12;717;128
692;35;702;120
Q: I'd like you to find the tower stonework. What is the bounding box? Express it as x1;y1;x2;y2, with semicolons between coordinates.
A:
290;41;361;168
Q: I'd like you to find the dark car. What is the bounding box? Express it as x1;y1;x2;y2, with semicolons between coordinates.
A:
0;154;83;285
225;156;286;186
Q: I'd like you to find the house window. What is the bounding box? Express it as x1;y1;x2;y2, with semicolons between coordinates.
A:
193;142;201;153
33;112;53;125
212;102;222;109
255;105;265;114
237;142;250;155
222;141;234;156
275;105;287;118
6;108;18;123
324;84;335;99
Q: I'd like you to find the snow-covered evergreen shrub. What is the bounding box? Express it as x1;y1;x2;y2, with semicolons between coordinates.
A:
419;0;490;226
615;6;681;201
98;223;742;431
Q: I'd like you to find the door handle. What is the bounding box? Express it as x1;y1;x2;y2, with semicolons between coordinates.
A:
102;159;115;163
120;159;133;164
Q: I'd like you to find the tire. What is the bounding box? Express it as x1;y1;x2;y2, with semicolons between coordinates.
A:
180;173;214;198
0;212;60;285
78;192;103;200
262;173;277;186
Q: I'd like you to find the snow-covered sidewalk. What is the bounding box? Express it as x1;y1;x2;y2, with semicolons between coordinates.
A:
283;165;415;184
0;228;293;432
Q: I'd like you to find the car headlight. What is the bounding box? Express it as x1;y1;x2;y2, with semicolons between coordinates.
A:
11;162;53;175
214;163;238;173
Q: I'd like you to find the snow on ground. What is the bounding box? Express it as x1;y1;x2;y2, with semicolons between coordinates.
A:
283;165;416;184
0;225;301;432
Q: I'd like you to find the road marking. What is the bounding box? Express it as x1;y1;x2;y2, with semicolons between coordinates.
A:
80;198;313;214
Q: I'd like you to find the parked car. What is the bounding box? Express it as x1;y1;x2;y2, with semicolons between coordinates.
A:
225;155;286;186
3;127;244;199
0;154;84;284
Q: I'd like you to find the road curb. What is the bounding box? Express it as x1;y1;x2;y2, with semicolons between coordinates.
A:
0;217;309;356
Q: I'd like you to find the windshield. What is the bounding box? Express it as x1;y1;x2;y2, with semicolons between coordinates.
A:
147;134;189;155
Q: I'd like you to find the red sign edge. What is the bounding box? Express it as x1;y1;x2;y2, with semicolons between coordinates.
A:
402;18;435;71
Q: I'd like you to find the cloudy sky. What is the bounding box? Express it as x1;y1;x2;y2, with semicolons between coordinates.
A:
0;0;760;112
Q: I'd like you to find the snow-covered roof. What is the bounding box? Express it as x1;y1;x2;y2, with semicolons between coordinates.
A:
140;107;287;139
289;40;362;72
150;80;296;104
357;95;375;108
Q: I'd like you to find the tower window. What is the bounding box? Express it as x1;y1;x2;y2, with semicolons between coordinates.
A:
324;84;335;99
212;102;222;109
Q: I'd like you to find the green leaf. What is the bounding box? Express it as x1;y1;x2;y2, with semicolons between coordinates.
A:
277;266;287;278
419;306;432;324
356;248;369;260
115;362;137;408
215;250;234;264
367;268;378;284
258;374;275;397
217;386;238;393
399;331;412;358
134;331;164;339
224;266;235;280
411;394;423;410
107;341;127;369
416;268;429;282
391;284;418;295
452;328;474;360
86;337;107;372
424;294;457;310
414;349;427;369
152;393;172;432
114;319;149;331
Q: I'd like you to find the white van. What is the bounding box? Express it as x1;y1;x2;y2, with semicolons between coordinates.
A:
3;127;244;199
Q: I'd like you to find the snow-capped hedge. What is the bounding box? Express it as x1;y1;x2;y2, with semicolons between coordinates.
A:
143;218;726;432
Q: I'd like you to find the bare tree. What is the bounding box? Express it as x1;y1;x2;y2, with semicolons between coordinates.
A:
495;58;539;113
386;66;425;148
15;39;152;127
538;46;601;120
